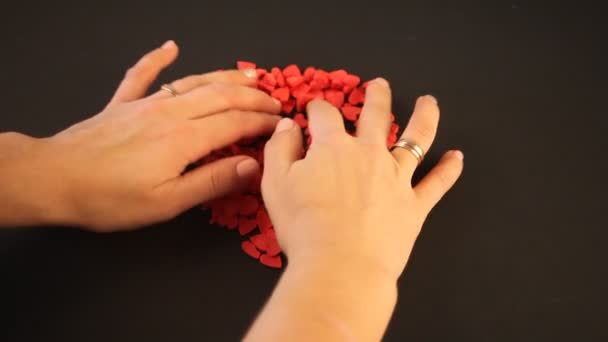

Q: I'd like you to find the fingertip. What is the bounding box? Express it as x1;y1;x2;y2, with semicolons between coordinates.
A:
242;68;258;79
307;98;328;109
413;95;440;121
418;94;438;106
161;40;176;49
264;117;303;175
443;150;465;178
372;77;390;88
425;94;438;105
274;117;295;133
414;149;464;209
236;158;261;179
108;40;178;106
161;40;179;61
450;149;464;161
442;150;464;171
306;99;335;116
272;98;282;109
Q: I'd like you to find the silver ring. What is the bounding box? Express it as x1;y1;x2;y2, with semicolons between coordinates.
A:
160;83;179;97
390;139;425;165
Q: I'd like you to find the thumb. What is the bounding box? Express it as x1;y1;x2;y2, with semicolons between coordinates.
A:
263;118;303;180
167;155;260;211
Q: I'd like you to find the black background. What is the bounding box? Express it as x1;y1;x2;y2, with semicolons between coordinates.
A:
1;0;607;341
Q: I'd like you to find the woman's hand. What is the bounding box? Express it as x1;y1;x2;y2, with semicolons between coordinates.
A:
247;79;463;341
0;41;281;231
262;79;463;280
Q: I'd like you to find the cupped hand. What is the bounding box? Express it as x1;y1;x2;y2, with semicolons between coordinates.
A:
19;41;281;231
262;78;463;280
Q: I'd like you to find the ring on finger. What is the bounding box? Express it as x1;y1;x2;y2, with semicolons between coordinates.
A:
160;83;179;97
390;139;425;165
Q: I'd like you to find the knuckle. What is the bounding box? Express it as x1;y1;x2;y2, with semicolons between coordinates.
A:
412;123;435;139
138;101;163;115
207;82;234;105
323;131;346;145
125;54;157;79
0;131;31;145
138;101;158;114
172;122;196;137
369;144;389;161
436;167;454;188
173;75;197;90
124;66;140;79
138;54;154;68
226;70;247;83
207;82;228;94
0;131;23;139
126;69;146;83
209;167;222;194
366;147;390;168
126;58;148;78
244;90;268;107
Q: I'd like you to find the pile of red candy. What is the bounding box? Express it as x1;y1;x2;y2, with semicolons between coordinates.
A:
202;61;400;269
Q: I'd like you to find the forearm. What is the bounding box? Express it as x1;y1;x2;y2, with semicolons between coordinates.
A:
0;133;67;227
245;255;398;341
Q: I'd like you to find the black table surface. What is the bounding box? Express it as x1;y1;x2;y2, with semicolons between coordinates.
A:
1;1;606;341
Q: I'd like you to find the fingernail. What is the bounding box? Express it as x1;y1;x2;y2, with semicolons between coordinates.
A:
242;68;257;79
236;159;260;179
161;40;176;49
373;77;390;87
272;98;281;106
425;94;438;104
275;118;295;132
452;150;464;160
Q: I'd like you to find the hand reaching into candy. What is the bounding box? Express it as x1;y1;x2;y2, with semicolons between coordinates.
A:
204;62;405;269
0;41;281;231
246;80;463;341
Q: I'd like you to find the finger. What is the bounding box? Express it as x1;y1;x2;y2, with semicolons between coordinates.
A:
161;83;281;120
167;156;261;211
392;95;439;175
183;111;280;163
150;69;258;99
306;99;346;141
356;78;392;143
107;40;179;107
262;118;303;180
414;150;464;211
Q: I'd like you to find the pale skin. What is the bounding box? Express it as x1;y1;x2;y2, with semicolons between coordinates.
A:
0;41;463;340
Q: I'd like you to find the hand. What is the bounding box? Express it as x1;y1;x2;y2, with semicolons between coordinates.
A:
0;41;282;231
248;79;464;341
262;78;463;281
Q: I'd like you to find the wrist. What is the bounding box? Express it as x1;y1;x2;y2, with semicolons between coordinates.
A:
282;252;398;340
0;134;75;227
287;249;400;288
282;216;403;284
